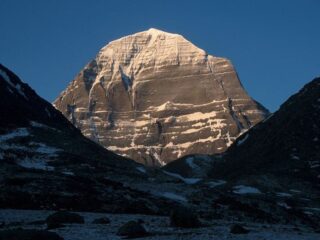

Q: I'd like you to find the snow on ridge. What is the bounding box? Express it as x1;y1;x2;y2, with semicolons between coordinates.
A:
30;121;49;128
30;121;58;131
262;113;274;123
237;134;249;146
0;69;28;100
233;185;261;194
0;69;11;83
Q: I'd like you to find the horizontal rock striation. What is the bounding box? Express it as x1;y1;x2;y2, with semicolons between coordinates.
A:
54;28;268;166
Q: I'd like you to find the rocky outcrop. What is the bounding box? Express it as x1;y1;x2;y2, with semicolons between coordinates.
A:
54;28;268;166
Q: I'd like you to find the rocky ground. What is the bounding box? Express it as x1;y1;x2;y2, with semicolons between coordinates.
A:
0;209;319;240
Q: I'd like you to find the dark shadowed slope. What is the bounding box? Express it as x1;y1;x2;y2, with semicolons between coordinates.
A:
0;64;178;213
211;77;320;184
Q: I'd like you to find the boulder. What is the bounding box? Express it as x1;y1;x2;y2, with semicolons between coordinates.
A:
117;221;148;238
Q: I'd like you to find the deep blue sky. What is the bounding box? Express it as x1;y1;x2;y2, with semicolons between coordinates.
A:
1;0;319;112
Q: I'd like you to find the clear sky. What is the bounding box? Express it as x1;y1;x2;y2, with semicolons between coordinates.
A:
0;0;319;112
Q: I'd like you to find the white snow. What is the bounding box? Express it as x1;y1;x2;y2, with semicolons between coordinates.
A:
262;113;274;123
136;166;147;174
162;170;201;184
0;128;29;142
30;121;50;129
62;171;75;176
237;134;249;146
276;192;292;197
0;69;28;100
17;157;54;171
233;185;261;194
277;202;292;209
15;84;28;100
289;189;301;193
185;157;198;169
291;154;300;160
309;160;320;168
207;180;226;188
35;143;60;155
0;69;11;83
161;192;187;202
45;108;51;117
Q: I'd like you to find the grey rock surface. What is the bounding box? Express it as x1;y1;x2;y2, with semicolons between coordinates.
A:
54;28;268;166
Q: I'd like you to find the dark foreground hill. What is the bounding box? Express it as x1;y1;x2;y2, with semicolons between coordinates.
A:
0;64;177;214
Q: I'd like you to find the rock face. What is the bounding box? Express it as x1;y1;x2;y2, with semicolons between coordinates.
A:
54;28;268;166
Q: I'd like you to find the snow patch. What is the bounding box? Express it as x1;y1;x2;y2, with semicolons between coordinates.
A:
289;189;301;193
34;143;61;155
17;157;54;171
162;170;201;184
0;69;11;83
15;84;28;100
185;157;198;169
237;134;249;146
276;192;292;197
277;202;292;209
0;128;29;142
45;108;51;117
30;121;50;129
0;69;28;100
136;166;146;174
291;154;300;160
62;171;75;176
233;185;261;194
207;180;226;188
262;113;274;123
161;192;187;202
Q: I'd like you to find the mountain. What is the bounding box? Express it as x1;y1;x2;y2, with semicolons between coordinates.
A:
211;77;320;185
1;64;319;236
54;28;268;166
0;64;178;213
